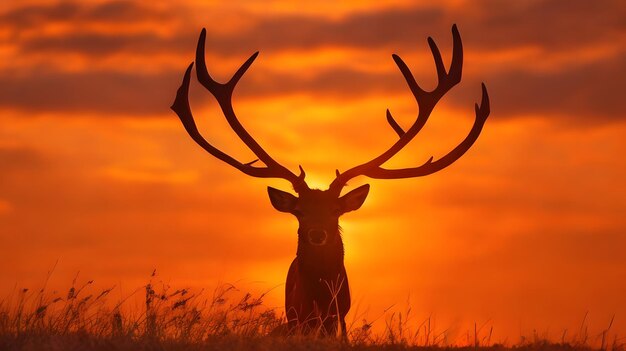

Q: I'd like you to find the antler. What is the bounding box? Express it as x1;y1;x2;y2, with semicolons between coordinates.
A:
329;24;490;195
171;28;308;192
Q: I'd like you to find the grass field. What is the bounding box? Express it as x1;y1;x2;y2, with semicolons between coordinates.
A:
1;272;622;351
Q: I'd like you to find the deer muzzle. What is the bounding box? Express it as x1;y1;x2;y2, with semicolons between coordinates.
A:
307;229;328;246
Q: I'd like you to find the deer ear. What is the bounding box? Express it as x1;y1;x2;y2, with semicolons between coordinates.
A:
339;184;370;213
267;187;298;213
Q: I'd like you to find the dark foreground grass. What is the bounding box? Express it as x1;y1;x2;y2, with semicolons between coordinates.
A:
0;335;605;351
0;273;622;351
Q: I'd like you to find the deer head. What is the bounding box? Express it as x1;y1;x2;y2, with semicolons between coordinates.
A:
268;185;369;243
171;24;490;333
267;185;369;275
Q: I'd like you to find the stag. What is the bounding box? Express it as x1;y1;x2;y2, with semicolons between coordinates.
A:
171;24;490;336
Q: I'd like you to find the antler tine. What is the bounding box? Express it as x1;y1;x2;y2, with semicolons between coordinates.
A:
171;63;265;177
386;109;405;137
195;28;260;95
364;83;489;179
329;24;489;194
171;29;307;192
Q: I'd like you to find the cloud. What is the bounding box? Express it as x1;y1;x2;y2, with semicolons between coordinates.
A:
3;0;623;62
1;58;623;123
0;69;184;115
465;51;626;122
0;2;81;28
462;0;626;51
0;0;623;122
1;49;624;123
19;32;193;58
0;1;177;29
0;146;47;173
6;0;622;56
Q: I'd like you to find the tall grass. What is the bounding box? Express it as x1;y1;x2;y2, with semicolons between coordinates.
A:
0;272;623;351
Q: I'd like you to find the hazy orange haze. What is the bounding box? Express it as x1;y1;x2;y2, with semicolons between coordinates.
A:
1;0;625;343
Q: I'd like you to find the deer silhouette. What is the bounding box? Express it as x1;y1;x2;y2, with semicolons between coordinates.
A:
171;24;490;336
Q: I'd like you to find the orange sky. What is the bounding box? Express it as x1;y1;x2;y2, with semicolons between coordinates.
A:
1;0;625;344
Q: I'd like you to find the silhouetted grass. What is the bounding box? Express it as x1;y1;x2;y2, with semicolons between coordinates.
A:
0;272;623;351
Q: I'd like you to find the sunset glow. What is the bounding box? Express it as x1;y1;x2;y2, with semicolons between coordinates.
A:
1;0;625;343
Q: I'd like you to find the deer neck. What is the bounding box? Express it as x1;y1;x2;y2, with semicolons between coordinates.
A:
296;229;345;279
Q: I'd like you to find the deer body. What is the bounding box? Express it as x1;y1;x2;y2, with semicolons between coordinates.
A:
171;24;490;336
268;187;367;334
285;255;350;334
